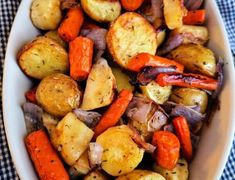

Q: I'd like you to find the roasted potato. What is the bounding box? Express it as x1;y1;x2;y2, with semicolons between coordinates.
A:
44;30;67;48
172;25;209;45
157;29;166;47
81;0;121;22
69;150;91;177
17;36;69;79
153;158;189;180
81;58;116;110
106;12;157;68
163;0;185;29
167;44;216;77
42;112;58;135
84;170;108;180
140;81;172;104
51;112;94;165
170;88;208;113
111;67;134;92
116;170;165;180
30;0;62;30
96;125;144;176
36;73;82;117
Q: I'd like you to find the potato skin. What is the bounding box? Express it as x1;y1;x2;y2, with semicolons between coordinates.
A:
81;0;121;22
167;44;216;77
170;88;208;113
96;125;144;176
17;36;69;79
36;73;82;117
140;81;172;105
107;12;157;68
116;170;165;180
30;0;62;30
44;30;67;49
153;158;189;180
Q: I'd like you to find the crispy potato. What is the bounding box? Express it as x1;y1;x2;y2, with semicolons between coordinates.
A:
81;58;116;110
81;0;121;22
163;0;184;29
153;158;189;180
167;44;216;77
84;170;108;180
17;36;68;79
70;150;91;176
116;170;165;180
51;112;94;165
172;25;209;45
157;29;166;47
170;88;208;113
36;73;82;117
44;30;67;48
140;81;172;104
30;0;62;30
96;125;144;176
106;12;157;68
111;67;134;92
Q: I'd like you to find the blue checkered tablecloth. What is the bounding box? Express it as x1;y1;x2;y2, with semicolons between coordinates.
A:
0;0;235;179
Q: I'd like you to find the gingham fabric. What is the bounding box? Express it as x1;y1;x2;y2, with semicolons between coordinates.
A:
0;0;235;179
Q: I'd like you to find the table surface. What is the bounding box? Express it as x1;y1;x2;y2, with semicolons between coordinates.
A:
0;0;235;179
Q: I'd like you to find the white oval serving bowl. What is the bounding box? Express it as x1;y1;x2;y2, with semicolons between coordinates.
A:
2;0;235;179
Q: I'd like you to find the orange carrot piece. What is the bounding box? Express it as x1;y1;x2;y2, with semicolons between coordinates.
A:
183;9;206;25
156;73;218;90
58;7;84;42
152;131;180;170
121;0;144;11
25;87;37;103
25;130;69;180
69;36;94;81
172;116;193;161
127;53;184;73
94;90;133;138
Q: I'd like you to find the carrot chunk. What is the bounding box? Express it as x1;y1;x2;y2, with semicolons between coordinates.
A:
183;9;206;25
152;131;180;170
127;53;184;73
94;89;133;138
121;0;144;11
25;130;69;180
173;116;193;161
58;7;84;42
69;36;94;81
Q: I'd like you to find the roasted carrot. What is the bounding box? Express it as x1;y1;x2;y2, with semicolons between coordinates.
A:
25;87;37;103
58;7;84;42
183;10;206;25
94;89;133;138
25;130;69;180
173;116;193;161
121;0;144;11
127;53;184;73
152;131;180;170
155;73;218;90
69;36;94;81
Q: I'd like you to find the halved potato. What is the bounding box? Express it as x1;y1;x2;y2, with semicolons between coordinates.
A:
44;30;67;48
107;12;157;68
140;81;172;104
81;0;121;22
36;73;82;117
163;0;185;29
96;125;144;176
17;36;68;79
81;58;116;110
111;67;134;92
42;112;58;135
51;112;94;165
167;44;216;77
116;170;165;180
30;0;62;30
157;29;167;47
84;170;108;180
172;25;209;45
153;158;189;180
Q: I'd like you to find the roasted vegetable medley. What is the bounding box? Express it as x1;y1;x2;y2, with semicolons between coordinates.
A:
18;0;224;179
